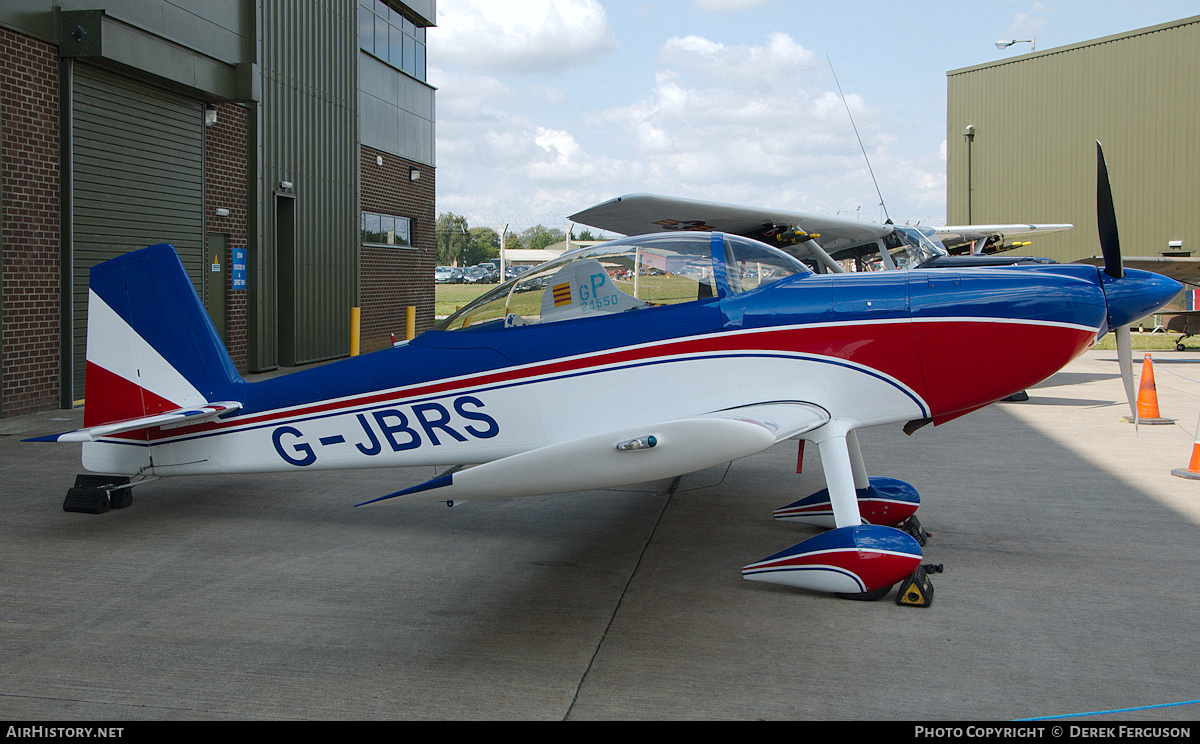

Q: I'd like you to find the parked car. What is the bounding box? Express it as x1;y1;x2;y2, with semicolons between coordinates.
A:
461;266;494;284
435;266;465;283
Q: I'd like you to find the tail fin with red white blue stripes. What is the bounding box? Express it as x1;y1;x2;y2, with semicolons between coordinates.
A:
29;243;244;442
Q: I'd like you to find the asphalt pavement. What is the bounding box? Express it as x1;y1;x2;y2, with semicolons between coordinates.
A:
2;348;1199;721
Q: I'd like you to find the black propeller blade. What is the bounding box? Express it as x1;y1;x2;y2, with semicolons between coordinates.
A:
1096;141;1137;417
1096;140;1123;279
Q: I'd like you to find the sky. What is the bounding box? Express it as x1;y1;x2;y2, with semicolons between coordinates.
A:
427;0;1199;235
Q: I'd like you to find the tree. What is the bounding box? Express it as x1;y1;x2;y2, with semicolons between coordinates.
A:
466;226;500;266
520;224;567;251
436;214;585;264
436;212;470;266
502;230;523;252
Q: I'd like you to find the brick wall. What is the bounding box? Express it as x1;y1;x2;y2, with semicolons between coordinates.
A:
359;145;435;353
1;29;60;417
204;102;249;373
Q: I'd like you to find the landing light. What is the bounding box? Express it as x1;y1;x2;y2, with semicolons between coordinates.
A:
616;435;657;451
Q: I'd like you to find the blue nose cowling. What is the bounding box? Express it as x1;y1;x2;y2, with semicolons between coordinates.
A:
1103;268;1183;328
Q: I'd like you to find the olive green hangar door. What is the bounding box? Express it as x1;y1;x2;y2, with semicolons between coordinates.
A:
69;63;205;403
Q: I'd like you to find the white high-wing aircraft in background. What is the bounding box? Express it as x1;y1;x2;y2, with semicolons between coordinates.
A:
569;192;1073;273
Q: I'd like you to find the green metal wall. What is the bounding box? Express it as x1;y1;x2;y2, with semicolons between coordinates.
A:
70;62;205;402
253;0;359;368
946;16;1200;264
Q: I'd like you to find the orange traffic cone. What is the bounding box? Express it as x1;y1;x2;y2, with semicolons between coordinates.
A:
1172;413;1200;480
1122;354;1173;424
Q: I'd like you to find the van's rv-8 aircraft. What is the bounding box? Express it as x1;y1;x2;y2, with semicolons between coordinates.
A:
30;144;1181;604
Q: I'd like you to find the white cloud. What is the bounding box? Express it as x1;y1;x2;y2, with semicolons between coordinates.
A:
434;27;948;229
1005;2;1057;39
431;64;626;224
658;32;821;87
431;0;616;74
588;32;945;220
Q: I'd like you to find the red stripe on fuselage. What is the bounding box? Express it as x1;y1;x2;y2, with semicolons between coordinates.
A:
118;322;928;442
912;319;1097;421
106;318;1095;442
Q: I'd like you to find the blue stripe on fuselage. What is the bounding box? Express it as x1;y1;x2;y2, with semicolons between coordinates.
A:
907;264;1107;329
223;264;1104;424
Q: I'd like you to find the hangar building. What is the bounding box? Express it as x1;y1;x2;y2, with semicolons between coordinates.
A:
946;16;1200;268
1;0;437;418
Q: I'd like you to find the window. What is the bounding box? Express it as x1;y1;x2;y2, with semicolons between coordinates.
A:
723;235;812;293
359;1;428;81
361;211;412;248
434;233;807;332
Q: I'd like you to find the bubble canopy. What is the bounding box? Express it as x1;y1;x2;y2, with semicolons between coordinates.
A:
433;232;811;332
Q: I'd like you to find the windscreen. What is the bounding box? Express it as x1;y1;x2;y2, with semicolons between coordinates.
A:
434;232;807;331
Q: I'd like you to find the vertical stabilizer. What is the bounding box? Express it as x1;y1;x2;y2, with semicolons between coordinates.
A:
83;244;243;429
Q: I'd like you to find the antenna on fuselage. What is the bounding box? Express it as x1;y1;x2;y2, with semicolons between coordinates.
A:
828;55;891;224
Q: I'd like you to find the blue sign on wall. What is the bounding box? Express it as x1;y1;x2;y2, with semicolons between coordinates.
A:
232;247;247;290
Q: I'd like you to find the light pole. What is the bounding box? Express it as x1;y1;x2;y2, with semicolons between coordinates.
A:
995;38;1035;52
963;124;975;224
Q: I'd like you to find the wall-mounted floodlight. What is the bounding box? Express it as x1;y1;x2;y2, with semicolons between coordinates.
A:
995;38;1035;51
279;180;293;190
215;207;230;217
409;167;421;181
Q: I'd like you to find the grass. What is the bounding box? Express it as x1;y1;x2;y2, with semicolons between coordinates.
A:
1091;331;1192;351
435;283;492;317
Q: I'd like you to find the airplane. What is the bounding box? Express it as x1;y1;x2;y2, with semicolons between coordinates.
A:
28;143;1181;605
1165;311;1200;351
568;192;1073;274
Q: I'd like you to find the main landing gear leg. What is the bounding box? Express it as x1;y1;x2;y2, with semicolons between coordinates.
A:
846;429;869;492
742;423;930;603
818;429;861;531
773;429;926;543
848;429;927;545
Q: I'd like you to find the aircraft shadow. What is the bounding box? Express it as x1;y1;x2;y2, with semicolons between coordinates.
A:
1010;396;1119;407
1029;371;1115;388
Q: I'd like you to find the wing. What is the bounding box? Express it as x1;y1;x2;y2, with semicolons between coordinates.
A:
358;402;830;505
1166;311;1200;334
25;402;242;443
569;194;893;258
935;223;1073;253
1075;255;1200;286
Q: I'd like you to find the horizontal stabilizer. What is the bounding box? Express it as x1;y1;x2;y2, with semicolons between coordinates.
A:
359;402;829;506
26;402;241;443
